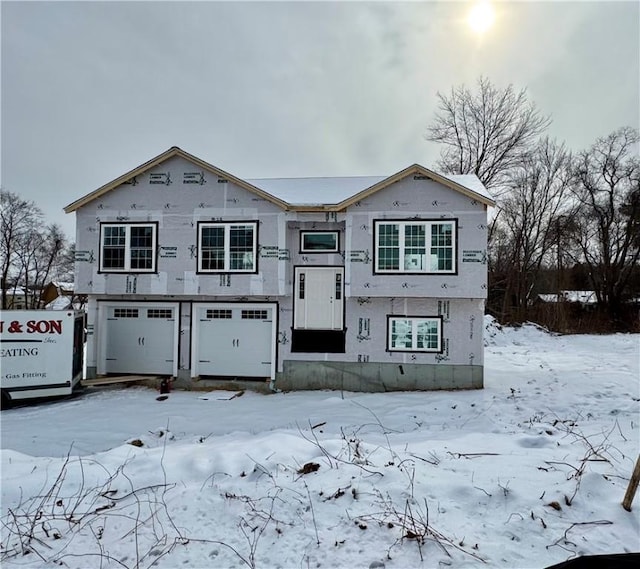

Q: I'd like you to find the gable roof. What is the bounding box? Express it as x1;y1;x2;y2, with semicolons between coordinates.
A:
64;147;290;213
250;167;494;208
64;147;495;213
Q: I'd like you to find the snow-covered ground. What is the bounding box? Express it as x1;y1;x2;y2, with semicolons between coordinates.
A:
1;318;638;568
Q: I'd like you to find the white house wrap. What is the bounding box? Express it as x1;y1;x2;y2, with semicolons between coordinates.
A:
64;147;495;392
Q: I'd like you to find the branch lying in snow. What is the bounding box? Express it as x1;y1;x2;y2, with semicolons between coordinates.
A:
302;480;320;546
448;452;500;459
407;451;440;466
546;520;613;551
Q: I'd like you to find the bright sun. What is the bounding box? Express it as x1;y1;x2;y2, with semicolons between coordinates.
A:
467;1;495;34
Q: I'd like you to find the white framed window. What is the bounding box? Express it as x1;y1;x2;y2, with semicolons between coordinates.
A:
387;316;442;352
198;221;258;273
99;223;157;273
374;220;456;273
300;231;339;253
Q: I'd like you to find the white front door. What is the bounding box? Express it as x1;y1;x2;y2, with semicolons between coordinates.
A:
99;302;179;376
192;303;276;379
294;267;344;330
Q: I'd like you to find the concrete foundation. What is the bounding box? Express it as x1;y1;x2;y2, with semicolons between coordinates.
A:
87;362;483;393
275;360;483;392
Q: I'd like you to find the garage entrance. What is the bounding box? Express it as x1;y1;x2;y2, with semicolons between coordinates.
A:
98;302;179;376
191;303;277;380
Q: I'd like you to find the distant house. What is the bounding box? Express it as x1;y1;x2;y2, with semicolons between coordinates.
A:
64;147;495;392
40;282;87;310
1;286;28;309
537;290;597;308
40;281;74;308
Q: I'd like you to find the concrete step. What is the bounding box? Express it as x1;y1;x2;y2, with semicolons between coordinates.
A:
82;375;160;387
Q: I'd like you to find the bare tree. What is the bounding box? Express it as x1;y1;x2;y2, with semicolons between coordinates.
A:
0;190;42;309
1;190;72;309
569;126;640;322
492;138;574;321
16;224;68;308
426;76;551;193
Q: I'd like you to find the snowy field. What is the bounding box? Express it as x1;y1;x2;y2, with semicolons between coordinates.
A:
1;318;638;568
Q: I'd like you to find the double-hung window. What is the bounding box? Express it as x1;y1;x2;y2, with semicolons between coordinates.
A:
99;223;157;272
387;316;442;352
198;221;258;273
374;219;456;273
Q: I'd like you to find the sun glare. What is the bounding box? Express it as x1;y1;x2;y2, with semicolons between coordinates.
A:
467;1;495;35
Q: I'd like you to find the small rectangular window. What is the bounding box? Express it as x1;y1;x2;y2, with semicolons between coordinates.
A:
114;308;139;318
206;309;233;319
147;309;172;319
387;316;442;352
241;310;268;320
300;231;339;253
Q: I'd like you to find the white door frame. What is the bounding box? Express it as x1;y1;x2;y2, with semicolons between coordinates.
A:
294;266;344;330
97;301;180;376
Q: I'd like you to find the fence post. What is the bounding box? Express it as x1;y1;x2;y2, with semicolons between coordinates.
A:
622;455;640;512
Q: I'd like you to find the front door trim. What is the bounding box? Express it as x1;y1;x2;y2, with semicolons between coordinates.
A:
293;266;345;330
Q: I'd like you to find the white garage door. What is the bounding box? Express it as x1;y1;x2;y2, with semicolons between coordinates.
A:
192;303;276;379
99;302;178;376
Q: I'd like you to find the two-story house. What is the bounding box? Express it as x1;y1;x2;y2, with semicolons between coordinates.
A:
64;147;494;392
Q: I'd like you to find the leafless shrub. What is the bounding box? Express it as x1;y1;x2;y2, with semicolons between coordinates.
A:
544;418;625;506
0;455;182;568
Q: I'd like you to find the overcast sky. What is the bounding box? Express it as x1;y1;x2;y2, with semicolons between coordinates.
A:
2;0;638;240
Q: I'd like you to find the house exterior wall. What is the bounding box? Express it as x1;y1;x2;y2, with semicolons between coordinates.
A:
73;155;489;391
74;156;286;298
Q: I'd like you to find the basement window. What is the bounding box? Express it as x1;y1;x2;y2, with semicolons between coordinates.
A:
387;316;443;352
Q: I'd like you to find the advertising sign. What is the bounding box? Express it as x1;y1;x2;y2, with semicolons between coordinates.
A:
0;311;79;396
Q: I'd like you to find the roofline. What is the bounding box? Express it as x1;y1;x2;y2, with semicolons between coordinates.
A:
334;164;496;210
64;150;495;214
63;147;290;213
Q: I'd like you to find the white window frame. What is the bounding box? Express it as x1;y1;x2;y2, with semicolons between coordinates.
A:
387;316;443;352
300;231;339;253
99;223;157;273
374;219;457;274
197;221;258;273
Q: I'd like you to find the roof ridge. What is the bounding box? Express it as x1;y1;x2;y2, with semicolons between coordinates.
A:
247;174;387;181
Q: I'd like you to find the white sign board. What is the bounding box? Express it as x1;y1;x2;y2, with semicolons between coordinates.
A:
0;311;76;391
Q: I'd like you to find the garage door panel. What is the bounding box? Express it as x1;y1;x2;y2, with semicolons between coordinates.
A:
194;304;275;379
102;303;177;375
